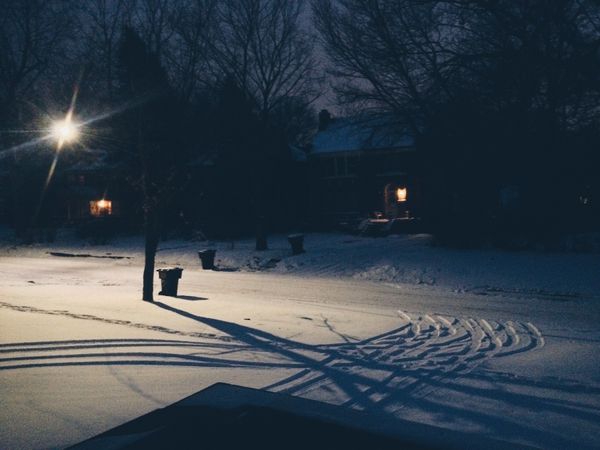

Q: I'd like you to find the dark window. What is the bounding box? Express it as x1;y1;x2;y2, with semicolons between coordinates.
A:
347;157;359;175
334;157;347;176
319;158;336;177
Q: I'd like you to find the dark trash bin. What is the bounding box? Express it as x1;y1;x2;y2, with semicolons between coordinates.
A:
287;234;305;255
157;267;183;296
198;249;216;270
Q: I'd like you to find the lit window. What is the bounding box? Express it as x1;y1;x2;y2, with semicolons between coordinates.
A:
90;199;112;217
396;187;407;202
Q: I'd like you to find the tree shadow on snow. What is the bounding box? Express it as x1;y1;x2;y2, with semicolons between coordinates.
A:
150;301;600;450
2;300;599;449
175;295;208;301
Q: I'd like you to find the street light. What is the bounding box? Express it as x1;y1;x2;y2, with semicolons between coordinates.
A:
39;110;82;210
51;112;79;149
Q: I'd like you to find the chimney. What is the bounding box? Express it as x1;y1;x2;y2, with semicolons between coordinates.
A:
318;109;331;131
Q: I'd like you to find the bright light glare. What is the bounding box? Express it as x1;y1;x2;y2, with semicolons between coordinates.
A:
51;117;79;146
396;187;407;202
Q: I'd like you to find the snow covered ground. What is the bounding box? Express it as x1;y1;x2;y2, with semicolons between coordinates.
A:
1;231;600;449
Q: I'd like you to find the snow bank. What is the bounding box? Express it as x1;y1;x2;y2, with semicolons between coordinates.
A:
1;229;598;298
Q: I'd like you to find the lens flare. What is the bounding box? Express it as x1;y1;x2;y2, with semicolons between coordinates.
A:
51;116;78;148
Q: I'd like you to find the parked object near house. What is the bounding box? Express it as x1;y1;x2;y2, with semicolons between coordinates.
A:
357;218;390;237
309;112;421;228
287;234;305;255
389;217;423;234
198;250;217;270
157;268;183;296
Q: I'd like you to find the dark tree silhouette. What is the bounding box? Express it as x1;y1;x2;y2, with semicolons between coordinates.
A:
116;27;188;301
210;0;318;250
206;75;312;238
80;0;136;102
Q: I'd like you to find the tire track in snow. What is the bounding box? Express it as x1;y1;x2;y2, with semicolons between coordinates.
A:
0;338;245;354
0;337;291;371
273;310;545;410
1;300;546;411
0;301;232;342
0;349;299;371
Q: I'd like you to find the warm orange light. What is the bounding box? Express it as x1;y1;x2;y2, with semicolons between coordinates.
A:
396;187;407;202
90;199;112;217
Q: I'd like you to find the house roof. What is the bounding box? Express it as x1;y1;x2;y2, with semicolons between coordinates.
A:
312;117;415;156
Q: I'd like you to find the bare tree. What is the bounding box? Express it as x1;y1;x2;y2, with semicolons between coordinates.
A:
169;0;219;100
0;0;75;118
115;26;188;302
80;0;136;101
211;0;318;250
313;0;600;131
133;0;178;59
312;1;469;130
213;0;317;120
0;0;77;236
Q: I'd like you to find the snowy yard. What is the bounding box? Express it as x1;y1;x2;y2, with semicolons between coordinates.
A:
1;232;600;449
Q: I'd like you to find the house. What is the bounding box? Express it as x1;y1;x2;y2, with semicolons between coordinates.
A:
308;111;421;227
52;152;134;227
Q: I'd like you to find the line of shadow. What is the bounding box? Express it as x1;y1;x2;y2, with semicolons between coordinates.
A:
0;338;207;348
149;301;600;449
175;295;208;301
0;349;302;370
153;301;378;410
0;341;245;354
3;298;598;448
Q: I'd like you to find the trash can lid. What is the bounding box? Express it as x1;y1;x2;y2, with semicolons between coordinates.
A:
157;267;184;272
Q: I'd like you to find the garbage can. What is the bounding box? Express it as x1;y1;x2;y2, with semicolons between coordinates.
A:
287;234;305;255
157;267;183;296
198;249;216;270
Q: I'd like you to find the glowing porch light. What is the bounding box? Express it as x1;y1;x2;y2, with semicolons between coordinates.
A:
90;199;112;217
396;187;407;202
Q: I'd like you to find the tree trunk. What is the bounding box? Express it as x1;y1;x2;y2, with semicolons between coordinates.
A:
142;209;160;301
254;175;268;251
254;139;268;251
255;214;267;251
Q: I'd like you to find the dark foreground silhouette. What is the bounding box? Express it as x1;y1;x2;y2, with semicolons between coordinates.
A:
70;383;523;450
